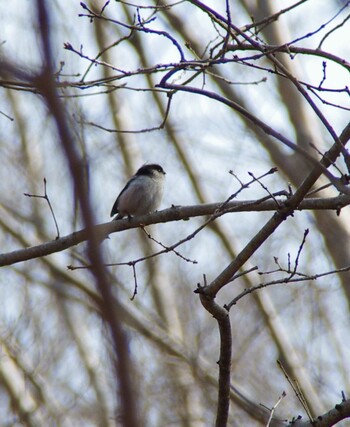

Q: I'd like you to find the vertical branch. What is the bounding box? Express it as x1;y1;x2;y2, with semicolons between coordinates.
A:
34;1;140;426
200;291;232;426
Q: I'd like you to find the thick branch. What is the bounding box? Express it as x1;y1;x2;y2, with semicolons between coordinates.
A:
35;2;140;426
1;195;349;267
292;398;350;426
199;294;232;427
201;123;350;296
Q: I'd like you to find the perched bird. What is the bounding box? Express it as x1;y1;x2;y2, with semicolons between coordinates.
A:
110;164;166;220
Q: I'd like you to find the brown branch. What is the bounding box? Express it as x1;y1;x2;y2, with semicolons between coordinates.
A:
82;91;173;134
79;2;186;61
196;122;350;297
24;178;60;239
158;78;350;195
318;11;350;49
35;1;140;426
188;0;350;70
225;264;350;311
1;195;349;267
226;43;350;72
291;397;350;426
277;360;313;422
199;277;232;427
307;86;350;112
187;2;347;154
242;0;308;32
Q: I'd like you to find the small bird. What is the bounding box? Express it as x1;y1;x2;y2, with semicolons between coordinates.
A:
110;164;166;220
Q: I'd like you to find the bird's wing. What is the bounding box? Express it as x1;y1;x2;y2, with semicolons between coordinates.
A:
110;176;136;217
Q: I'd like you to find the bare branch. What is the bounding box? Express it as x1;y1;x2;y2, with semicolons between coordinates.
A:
263;391;287;427
277;360;313;422
226;43;350;72
195;124;350;297
1;194;349;267
199;275;232;427
35;1;140;425
157;80;350;195
24;178;60;239
79;2;186;61
225;265;350;311
291;397;350;426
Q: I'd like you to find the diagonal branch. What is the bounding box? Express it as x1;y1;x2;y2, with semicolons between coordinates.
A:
291;397;350;426
199;121;350;297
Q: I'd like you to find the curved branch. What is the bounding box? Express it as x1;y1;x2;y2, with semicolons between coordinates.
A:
158;78;350;195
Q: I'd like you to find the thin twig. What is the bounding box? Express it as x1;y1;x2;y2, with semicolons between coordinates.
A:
262;391;287;427
277;360;313;422
227;266;258;283
141;226;197;264
130;263;138;301
318;2;350;49
248;170;281;207
292;229;309;275
0;110;14;121
24;178;60;239
224;264;350;311
226;167;279;207
82;91;173;134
